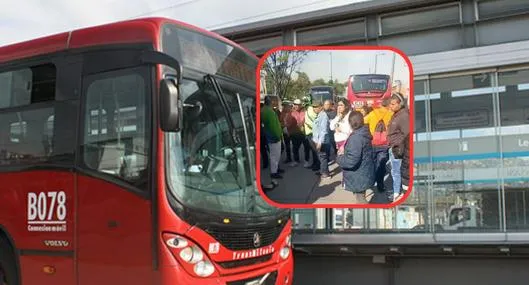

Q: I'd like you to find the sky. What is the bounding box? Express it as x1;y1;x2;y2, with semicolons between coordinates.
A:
0;0;370;46
294;50;410;86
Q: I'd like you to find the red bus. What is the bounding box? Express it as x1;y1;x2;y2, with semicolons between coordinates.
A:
346;74;392;110
0;17;293;285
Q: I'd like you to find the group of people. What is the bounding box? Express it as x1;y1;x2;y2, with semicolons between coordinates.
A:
260;92;410;203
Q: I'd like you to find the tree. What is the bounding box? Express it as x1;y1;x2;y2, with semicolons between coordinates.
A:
262;50;311;99
264;75;274;96
331;79;347;97
288;72;312;101
312;78;327;86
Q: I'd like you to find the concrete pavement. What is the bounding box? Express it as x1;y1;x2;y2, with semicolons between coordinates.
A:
260;147;393;205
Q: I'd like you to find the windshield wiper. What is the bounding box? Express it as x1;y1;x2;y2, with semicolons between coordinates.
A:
204;74;240;145
205;74;259;213
204;74;250;211
236;93;256;180
235;92;257;213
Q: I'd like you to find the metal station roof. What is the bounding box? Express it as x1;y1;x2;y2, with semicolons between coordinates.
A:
212;0;450;37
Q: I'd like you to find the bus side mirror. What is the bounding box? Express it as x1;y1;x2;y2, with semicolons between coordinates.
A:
160;78;182;132
139;50;184;132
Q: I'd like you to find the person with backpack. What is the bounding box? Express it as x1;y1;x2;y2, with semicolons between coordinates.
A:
364;98;394;196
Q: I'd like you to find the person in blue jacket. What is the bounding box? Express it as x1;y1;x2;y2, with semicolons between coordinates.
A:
336;110;376;204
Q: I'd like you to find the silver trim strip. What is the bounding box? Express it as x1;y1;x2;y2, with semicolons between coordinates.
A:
410;39;529;76
293;232;529;244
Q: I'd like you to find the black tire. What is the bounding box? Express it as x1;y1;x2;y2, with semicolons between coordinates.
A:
0;238;19;285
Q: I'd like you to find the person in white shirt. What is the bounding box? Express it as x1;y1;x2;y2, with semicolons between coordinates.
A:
330;97;352;152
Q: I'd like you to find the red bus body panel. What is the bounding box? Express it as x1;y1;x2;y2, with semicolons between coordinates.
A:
0;17;291;285
0;17;256;64
19;255;75;285
0;33;70;64
76;175;153;285
0;171;75;285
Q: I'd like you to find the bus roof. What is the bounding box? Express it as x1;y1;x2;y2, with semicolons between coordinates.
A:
349;74;390;78
0;17;257;64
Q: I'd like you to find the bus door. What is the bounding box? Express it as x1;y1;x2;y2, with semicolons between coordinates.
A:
76;50;154;285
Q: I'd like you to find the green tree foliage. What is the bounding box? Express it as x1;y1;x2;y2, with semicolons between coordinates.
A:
312;78;327;86
262;50;311;99
286;72;312;101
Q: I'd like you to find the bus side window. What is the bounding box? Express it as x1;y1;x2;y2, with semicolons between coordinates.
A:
0;63;60;167
80;69;150;188
43;115;54;155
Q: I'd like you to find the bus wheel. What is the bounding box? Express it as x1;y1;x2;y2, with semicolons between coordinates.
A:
0;239;18;285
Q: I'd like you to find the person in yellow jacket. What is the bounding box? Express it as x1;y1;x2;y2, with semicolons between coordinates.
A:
363;98;393;195
303;104;319;170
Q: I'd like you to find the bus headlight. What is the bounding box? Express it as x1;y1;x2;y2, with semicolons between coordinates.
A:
163;233;217;278
166;236;188;249
179;245;203;264
279;246;290;260
194;260;215;277
280;233;292;260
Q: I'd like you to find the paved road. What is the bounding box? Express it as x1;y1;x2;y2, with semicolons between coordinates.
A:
260;146;395;205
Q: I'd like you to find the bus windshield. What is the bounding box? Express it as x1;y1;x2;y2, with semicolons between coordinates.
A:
310;86;333;102
352;74;389;94
162;24;279;216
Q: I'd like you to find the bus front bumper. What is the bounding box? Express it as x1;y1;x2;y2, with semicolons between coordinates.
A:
162;257;293;285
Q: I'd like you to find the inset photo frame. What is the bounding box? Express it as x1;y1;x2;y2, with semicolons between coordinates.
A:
256;46;414;209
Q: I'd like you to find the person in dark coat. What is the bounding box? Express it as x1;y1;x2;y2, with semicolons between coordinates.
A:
336;110;376;204
387;92;409;202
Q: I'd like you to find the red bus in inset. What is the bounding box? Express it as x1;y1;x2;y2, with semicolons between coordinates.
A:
0;17;292;285
346;74;392;110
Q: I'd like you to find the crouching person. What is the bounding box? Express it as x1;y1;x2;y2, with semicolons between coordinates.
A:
336;111;375;204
